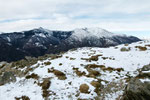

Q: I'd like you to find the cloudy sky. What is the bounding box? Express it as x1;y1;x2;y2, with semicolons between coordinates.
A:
0;0;150;37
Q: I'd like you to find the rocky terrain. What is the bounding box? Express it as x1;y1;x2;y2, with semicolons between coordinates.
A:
0;40;150;100
0;27;141;62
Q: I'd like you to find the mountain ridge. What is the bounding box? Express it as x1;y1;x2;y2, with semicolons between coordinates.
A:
0;27;141;62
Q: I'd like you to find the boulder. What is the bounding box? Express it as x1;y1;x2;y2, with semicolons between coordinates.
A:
122;78;150;100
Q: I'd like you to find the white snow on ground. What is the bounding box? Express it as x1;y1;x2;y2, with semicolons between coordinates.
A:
140;78;150;83
71;27;114;41
0;40;150;100
0;78;43;100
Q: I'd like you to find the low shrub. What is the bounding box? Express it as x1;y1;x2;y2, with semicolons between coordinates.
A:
120;47;131;52
79;84;90;94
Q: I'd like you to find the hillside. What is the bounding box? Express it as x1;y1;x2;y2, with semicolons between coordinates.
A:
0;40;150;100
0;27;141;62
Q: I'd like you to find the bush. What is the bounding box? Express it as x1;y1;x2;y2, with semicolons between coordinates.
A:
120;47;130;52
79;84;89;93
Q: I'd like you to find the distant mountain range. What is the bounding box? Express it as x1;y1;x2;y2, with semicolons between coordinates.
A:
0;27;141;62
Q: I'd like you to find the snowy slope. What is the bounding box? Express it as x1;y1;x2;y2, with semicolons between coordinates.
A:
71;27;114;40
0;40;149;100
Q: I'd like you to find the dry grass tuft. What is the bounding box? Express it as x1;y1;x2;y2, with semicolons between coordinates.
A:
145;44;150;47
135;72;150;79
87;64;105;69
91;81;101;94
102;57;109;60
51;55;62;60
79;84;90;94
73;68;86;77
70;57;76;60
86;64;124;73
81;54;102;62
135;46;147;51
38;78;51;98
87;69;101;77
25;73;39;80
48;68;67;80
15;96;30;100
44;61;51;65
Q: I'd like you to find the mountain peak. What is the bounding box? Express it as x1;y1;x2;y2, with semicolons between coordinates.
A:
32;27;52;34
72;27;114;40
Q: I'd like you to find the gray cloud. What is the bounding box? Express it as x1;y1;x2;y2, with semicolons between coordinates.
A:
0;0;150;33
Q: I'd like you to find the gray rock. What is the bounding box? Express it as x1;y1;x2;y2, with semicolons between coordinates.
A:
122;78;150;100
0;71;16;86
141;64;150;71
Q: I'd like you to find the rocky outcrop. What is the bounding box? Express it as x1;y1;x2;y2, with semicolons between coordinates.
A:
122;64;150;100
122;78;150;100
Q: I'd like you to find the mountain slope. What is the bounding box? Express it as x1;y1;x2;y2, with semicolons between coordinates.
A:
0;27;141;62
0;40;150;100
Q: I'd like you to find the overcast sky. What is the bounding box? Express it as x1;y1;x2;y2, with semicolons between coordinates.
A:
0;0;149;37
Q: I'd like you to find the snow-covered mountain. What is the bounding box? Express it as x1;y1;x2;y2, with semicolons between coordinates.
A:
72;27;115;40
0;40;150;100
0;27;141;62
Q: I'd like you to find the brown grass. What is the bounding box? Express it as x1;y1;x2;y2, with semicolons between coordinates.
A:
48;69;67;80
65;56;69;59
115;68;124;72
91;81;101;94
135;46;147;51
102;57;109;60
73;68;86;77
25;73;39;80
145;44;150;47
15;96;30;100
86;64;124;72
44;61;51;65
135;73;150;79
87;69;100;77
89;55;102;61
51;55;62;60
79;84;90;94
87;64;105;69
38;78;51;98
70;57;76;60
81;54;102;62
